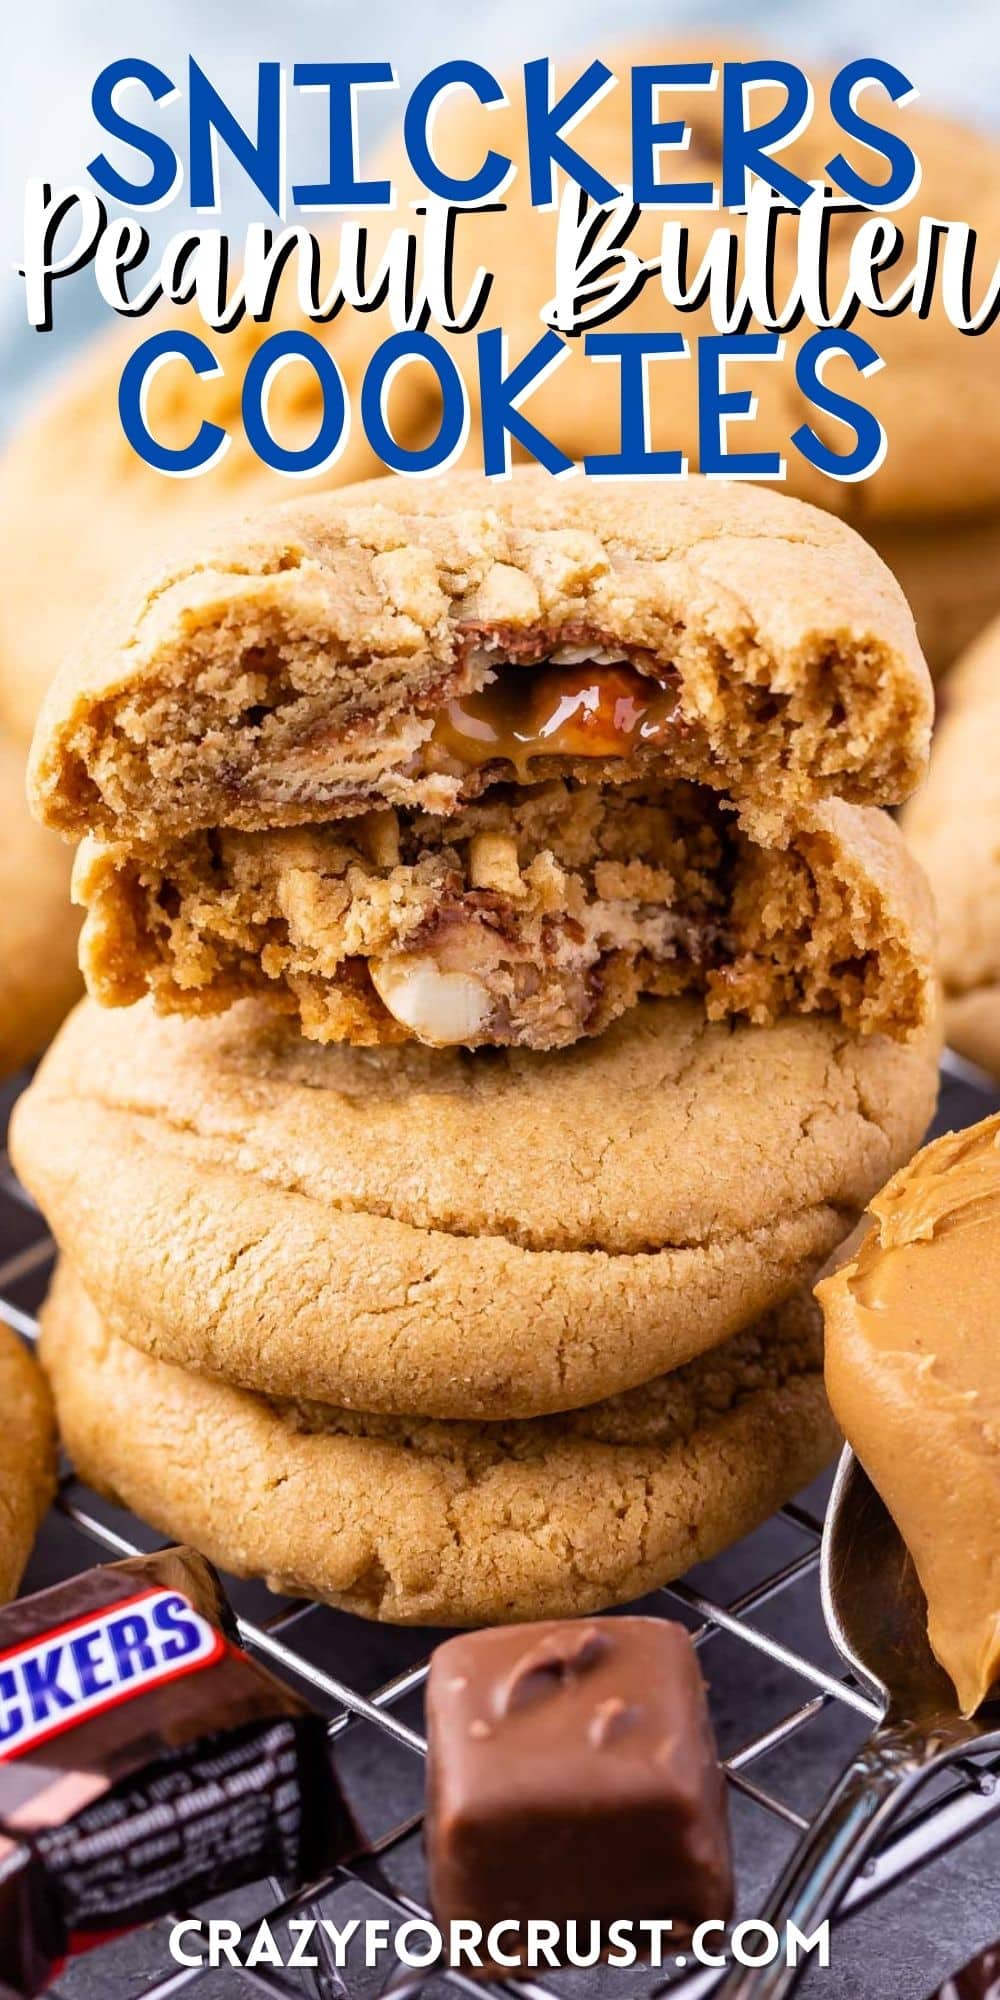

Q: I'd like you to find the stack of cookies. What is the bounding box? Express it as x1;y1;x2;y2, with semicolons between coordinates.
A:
13;472;940;1626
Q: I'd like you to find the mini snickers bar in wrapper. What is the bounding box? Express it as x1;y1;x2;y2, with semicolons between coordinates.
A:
930;1946;1000;2000
0;1547;355;1995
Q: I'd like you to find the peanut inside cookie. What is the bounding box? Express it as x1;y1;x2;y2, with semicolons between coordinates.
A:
77;778;932;1052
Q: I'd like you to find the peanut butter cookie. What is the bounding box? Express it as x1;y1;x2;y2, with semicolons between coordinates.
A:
0;1325;56;1601
11;992;940;1421
383;41;1000;674
30;470;931;1050
41;1263;837;1626
1;38;996;725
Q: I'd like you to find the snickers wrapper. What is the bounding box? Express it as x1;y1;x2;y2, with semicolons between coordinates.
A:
0;1547;354;1994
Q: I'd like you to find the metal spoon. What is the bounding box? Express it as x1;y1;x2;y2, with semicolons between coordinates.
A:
717;1446;1000;1999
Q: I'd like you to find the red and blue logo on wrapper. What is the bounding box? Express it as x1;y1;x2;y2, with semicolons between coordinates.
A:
0;1587;225;1763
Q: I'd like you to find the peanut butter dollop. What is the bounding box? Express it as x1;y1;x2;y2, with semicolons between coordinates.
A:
818;1114;1000;1715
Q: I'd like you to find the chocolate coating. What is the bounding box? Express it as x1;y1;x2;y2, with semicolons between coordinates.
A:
425;1616;732;1955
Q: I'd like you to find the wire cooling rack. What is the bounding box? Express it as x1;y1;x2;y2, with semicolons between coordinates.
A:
2;1050;1000;2000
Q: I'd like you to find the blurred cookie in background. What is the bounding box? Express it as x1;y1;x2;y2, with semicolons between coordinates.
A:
0;732;81;1079
902;613;1000;1078
385;40;1000;674
0;1322;56;1601
2;36;996;739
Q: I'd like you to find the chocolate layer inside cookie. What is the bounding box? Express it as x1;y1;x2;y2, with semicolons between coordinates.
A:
77;779;931;1051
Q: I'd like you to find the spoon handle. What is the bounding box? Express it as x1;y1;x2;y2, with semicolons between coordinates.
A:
714;1719;941;1999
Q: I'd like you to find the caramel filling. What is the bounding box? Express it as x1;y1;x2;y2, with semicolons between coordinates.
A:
430;663;681;776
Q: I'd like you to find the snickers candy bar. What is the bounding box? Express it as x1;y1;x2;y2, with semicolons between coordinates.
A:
425;1616;733;1957
0;1546;355;1995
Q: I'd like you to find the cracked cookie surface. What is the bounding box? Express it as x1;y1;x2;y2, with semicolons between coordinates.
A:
12;992;940;1419
41;1263;837;1625
0;1324;57;1602
30;470;930;849
0;296;387;746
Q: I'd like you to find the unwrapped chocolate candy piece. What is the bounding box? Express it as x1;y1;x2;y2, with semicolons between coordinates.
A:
0;1546;354;1995
425;1616;732;1959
